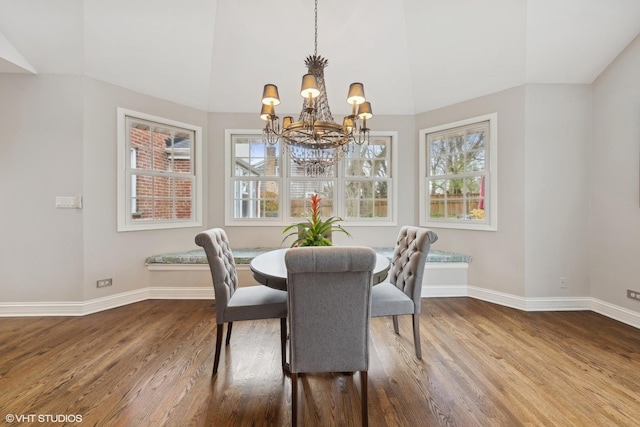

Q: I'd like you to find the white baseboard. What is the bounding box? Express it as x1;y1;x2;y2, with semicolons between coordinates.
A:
0;301;88;317
83;288;150;315
420;284;640;329
466;286;594;312
591;298;640;329
0;287;213;317
2;285;638;330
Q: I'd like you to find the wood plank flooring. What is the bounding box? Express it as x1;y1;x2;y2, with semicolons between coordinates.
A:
1;298;639;426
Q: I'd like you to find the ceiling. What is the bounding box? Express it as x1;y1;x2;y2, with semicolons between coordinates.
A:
1;0;639;117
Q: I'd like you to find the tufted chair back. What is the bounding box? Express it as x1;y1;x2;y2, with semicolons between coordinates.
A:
285;246;376;426
389;226;438;313
195;228;239;324
285;246;377;374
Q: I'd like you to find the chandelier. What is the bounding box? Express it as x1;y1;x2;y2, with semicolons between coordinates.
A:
260;0;373;176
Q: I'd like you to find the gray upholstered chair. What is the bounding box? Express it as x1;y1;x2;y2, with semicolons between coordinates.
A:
371;226;438;359
285;246;377;427
195;228;287;375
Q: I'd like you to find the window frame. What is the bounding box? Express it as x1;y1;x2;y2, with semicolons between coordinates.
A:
419;113;498;231
117;107;203;232
224;129;397;226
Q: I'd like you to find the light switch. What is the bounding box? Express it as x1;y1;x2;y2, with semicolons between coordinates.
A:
56;196;82;209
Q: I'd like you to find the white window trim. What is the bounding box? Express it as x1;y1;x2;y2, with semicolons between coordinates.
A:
224;129;397;226
419;113;498;231
117;107;203;232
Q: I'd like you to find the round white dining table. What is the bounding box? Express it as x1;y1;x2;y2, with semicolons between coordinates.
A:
249;248;391;291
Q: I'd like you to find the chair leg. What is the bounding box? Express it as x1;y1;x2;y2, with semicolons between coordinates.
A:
291;372;298;427
280;317;287;369
360;371;368;427
225;322;233;345
212;324;224;375
412;313;422;359
392;315;399;334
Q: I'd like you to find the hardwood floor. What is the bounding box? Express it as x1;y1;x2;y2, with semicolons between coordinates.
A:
1;298;639;426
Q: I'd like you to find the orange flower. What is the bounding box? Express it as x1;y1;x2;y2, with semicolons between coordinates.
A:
310;193;321;224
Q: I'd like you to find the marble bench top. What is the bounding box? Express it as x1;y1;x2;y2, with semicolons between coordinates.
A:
145;248;471;266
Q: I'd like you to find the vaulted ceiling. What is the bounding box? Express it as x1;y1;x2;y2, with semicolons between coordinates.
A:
1;0;638;117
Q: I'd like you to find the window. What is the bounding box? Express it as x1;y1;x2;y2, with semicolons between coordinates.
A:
225;130;396;226
419;113;497;231
229;135;282;221
117;108;202;231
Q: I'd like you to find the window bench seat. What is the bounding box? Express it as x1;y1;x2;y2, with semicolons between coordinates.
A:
145;248;471;269
145;248;470;296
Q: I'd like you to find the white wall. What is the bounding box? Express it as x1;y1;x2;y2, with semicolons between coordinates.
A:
591;34;640;310
415;86;528;297
0;75;419;303
1;38;639;321
413;84;595;302
524;84;591;298
0;75;212;303
81;79;209;301
0;74;84;302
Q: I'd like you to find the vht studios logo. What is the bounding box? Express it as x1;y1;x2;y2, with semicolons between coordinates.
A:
5;414;83;423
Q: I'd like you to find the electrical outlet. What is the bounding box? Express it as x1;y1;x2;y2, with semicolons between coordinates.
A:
559;277;567;289
97;278;113;288
627;289;640;302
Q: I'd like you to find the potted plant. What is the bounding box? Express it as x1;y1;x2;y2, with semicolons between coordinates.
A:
282;194;351;247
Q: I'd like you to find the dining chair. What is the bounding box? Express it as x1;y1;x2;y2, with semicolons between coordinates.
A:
370;226;438;359
195;228;287;376
285;246;377;427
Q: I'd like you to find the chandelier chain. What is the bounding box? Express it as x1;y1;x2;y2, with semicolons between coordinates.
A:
314;0;318;56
